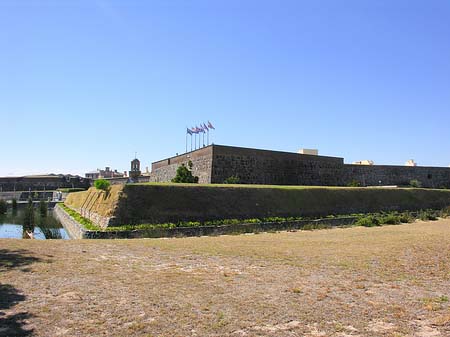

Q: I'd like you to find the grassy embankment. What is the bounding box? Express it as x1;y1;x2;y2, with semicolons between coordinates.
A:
63;183;450;232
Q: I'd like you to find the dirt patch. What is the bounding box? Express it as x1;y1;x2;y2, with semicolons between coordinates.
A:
1;219;450;336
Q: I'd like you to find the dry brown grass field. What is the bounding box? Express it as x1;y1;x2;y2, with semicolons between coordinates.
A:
1;219;450;337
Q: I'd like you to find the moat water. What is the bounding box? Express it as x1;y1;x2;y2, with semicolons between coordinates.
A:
0;209;69;239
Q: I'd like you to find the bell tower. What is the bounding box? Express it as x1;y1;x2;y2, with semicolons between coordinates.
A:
129;154;141;179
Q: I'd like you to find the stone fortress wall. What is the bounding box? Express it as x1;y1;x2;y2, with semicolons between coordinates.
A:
150;144;450;188
150;146;213;183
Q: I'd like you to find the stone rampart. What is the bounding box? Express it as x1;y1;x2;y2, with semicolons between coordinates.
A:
342;164;450;188
210;145;344;185
149;144;450;188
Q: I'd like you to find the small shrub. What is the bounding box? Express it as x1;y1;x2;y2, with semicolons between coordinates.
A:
379;213;401;225
171;163;199;183
419;210;438;221
0;200;7;215
398;212;414;223
355;215;380;227
347;180;361;187
94;179;111;191
410;179;422;188
223;175;240;184
439;207;450;218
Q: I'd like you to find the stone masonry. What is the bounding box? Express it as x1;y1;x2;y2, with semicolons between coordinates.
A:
149;144;450;188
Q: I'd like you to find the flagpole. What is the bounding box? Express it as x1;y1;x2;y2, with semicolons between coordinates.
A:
185;131;187;153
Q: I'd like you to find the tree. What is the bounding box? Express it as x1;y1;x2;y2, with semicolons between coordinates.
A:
94;179;111;191
23;198;35;228
39;200;48;217
172;162;199;183
0;199;7;215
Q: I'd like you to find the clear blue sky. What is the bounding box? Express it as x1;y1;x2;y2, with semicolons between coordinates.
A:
1;0;449;176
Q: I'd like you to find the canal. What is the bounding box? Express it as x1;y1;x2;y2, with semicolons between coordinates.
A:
0;208;69;239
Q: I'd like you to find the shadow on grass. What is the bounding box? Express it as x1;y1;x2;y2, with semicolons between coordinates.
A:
0;249;44;336
0;249;41;272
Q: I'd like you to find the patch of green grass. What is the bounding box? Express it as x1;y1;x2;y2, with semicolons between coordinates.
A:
60;204;101;231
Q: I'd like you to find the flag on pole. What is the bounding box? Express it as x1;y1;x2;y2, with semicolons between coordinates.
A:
191;127;199;134
186;128;193;135
207;121;215;130
195;126;203;133
203;123;209;131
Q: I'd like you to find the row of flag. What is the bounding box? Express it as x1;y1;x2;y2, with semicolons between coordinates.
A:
186;121;215;135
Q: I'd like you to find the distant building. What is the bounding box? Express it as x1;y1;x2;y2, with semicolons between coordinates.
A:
85;167;124;180
141;166;151;176
352;160;374;165
298;148;318;155
405;159;417;167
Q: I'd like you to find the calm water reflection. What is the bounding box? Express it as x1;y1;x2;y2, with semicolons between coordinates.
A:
0;209;69;239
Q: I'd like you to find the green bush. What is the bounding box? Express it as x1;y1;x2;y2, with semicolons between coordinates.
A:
379;213;401;225
0;200;7;215
355;215;380;227
419;210;438;221
410;179;422;188
94;179;111;191
347;180;361;187
171;162;199;183
398;212;414;223
439;207;450;218
223;175;240;184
